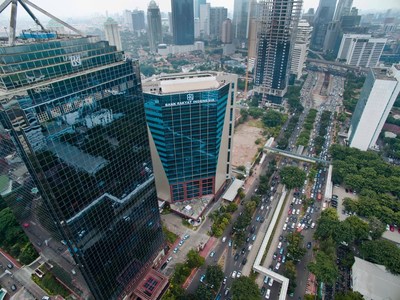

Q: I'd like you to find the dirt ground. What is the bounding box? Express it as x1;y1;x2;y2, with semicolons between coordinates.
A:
232;120;264;168
312;72;329;107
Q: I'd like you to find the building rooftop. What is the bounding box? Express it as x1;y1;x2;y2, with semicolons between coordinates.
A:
352;257;400;300
222;179;245;202
142;72;229;94
372;67;397;81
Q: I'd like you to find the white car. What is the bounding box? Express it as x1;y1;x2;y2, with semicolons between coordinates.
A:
265;289;271;299
268;278;274;287
296;209;300;215
277;242;282;249
231;271;237;278
275;262;281;270
285;217;289;223
237;271;242;278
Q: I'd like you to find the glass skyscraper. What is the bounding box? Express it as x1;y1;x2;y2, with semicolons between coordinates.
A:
142;72;236;208
171;0;195;45
0;35;164;299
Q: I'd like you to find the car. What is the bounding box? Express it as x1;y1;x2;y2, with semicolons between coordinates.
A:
283;223;287;231
22;222;30;228
210;251;215;258
7;263;13;269
265;288;271;299
250;225;256;234
260;217;265;223
282;255;286;263
307;242;312;249
242;258;247;265
222;236;227;242
231;271;237;278
275;262;281;270
241;247;246;254
41;297;50;300
288;209;292;215
390;225;395;232
279;235;283;241
273;252;277;260
178;240;184;246
261;205;264;210
234;253;240;261
223;277;227;285
256;216;261;222
252;234;256;241
225;288;230;296
246;237;250;243
261;286;266;295
279;248;284;255
167;256;173;263
229;240;232;247
237;271;242;278
285;217;289;223
291;222;295;229
311;222;315;229
264;275;270;284
296;209;300;215
277;242;282;249
200;274;206;282
11;284;17;291
183;234;190;240
278;254;282;262
386;224;390;231
173;247;179;253
268;278;274;287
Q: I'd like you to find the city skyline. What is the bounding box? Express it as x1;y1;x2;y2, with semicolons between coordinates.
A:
0;0;397;19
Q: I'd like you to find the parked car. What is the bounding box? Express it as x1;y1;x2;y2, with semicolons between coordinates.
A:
200;274;206;282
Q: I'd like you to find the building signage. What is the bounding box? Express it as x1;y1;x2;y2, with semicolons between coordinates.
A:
164;98;216;107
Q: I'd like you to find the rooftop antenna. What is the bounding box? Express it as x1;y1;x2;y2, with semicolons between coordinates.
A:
0;0;86;46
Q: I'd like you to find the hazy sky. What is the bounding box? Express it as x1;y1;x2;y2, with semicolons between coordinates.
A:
4;0;400;18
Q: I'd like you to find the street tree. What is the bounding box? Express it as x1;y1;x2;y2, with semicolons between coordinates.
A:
344;216;369;243
262;110;284;127
368;216;385;240
286;232;306;263
308;251;339;285
334;291;364;300
315;208;340;241
284;261;297;294
194;284;214;300
231;276;261;300
279;166;307;189
186;249;205;269
205;265;224;290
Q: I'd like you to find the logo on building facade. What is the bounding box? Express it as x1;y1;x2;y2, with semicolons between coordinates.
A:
187;94;194;101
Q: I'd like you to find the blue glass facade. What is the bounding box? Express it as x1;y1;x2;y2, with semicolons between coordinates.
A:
0;36;163;299
144;82;232;202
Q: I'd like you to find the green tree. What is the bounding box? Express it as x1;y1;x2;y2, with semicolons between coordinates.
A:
368;216;385;240
205;265;224;290
280;166;307;189
360;240;400;274
284;261;297;294
334;291;364;300
226;203;238;213
240;109;249;122
231;276;261;300
308;251;339;285
262;110;284;127
186;250;205;269
343;216;369;243
286;232;306;262
194;284;214;300
315;208;340;241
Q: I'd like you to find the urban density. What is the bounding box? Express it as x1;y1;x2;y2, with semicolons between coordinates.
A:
0;0;399;300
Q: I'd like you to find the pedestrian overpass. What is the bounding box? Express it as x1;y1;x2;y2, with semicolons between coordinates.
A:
264;146;330;165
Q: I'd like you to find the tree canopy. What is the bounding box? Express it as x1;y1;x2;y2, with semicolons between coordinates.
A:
308;251;338;285
280;166;307;189
231;276;261;300
262;110;285;128
205;265;224;290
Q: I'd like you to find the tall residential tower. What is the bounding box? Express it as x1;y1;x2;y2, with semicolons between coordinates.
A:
104;17;122;51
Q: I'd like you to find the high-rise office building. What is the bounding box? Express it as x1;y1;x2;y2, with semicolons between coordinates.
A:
132;10;146;32
233;0;250;45
323;21;340;53
303;8;315;25
0;5;164;299
337;34;387;67
104;18;122;51
171;0;195;45
254;0;302;104
123;9;133;30
147;0;163;53
311;0;337;50
221;18;233;44
199;3;211;39
291;20;312;80
142;72;237;216
210;7;228;41
334;0;353;21
194;0;206;19
349;65;400;151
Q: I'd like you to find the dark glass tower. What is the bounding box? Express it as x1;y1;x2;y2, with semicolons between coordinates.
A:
254;0;302;104
0;35;164;299
311;0;338;50
171;0;195;45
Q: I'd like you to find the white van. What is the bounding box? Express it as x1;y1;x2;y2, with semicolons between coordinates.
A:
265;289;271;299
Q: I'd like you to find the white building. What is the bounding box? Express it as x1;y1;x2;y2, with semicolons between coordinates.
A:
348;65;400;151
291;20;312;80
199;3;211;38
337;34;387;67
104;18;122;51
157;42;205;56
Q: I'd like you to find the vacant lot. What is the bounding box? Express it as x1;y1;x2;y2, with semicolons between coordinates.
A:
232;120;264;168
